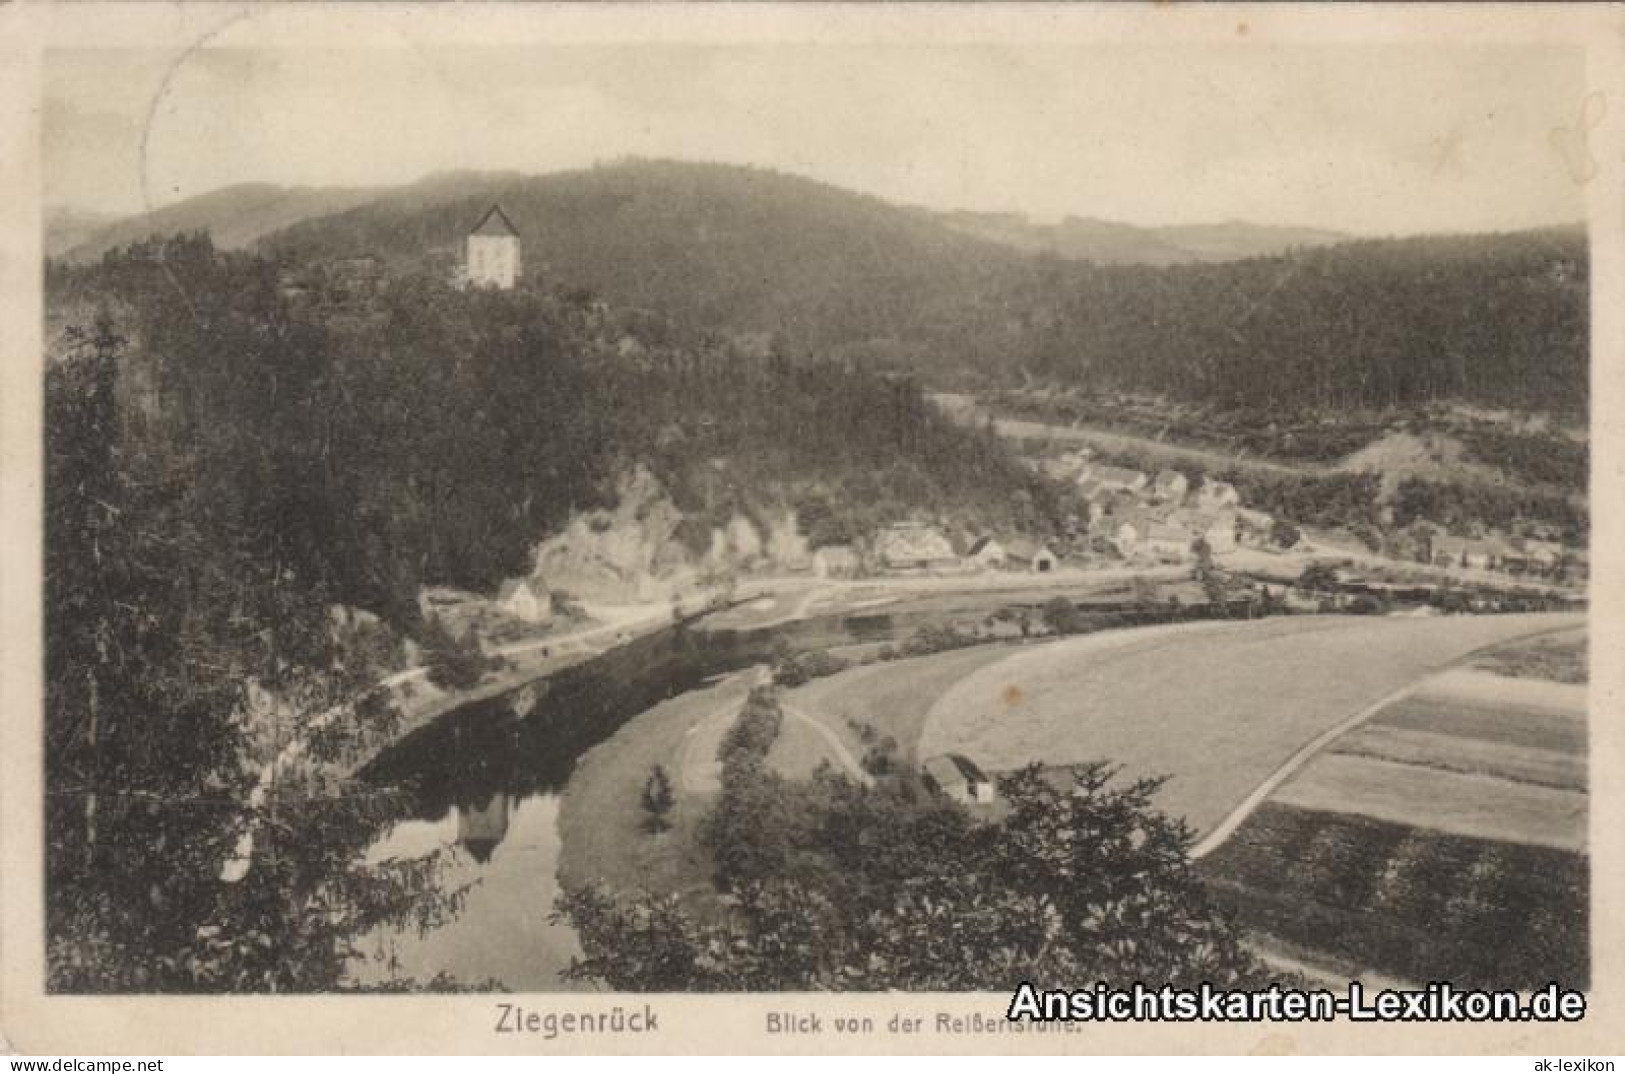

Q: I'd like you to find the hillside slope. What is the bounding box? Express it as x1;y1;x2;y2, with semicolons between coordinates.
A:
258;162;1588;415
260;160;1025;359
937;211;1350;264
61;160;1588;418
54;184;385;262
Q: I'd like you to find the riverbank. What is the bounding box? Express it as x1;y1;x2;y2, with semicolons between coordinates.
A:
554;668;765;915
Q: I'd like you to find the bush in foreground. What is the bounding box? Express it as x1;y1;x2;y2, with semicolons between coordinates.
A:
555;762;1266;991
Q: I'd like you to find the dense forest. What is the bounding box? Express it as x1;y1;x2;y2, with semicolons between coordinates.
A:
48;233;1057;621
43;234;1064;989
1011;229;1587;415
245;161;1587;418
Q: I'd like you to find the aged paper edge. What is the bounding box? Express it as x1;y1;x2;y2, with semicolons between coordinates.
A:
1;1;1622;1056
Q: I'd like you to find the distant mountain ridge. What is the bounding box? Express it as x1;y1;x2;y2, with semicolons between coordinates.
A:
54;164;1348;268
47;159;1587;418
934;210;1351;264
49;170;536;264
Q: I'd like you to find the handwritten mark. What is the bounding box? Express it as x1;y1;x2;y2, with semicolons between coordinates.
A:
1549;92;1606;185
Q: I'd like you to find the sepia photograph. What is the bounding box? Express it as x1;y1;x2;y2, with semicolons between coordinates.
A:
3;0;1621;1058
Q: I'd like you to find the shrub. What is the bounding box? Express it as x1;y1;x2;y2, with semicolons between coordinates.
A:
641;764;675;834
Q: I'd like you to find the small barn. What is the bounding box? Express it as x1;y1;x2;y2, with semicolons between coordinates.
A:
922;754;996;805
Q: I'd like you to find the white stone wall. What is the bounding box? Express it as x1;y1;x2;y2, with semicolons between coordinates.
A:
466;234;521;289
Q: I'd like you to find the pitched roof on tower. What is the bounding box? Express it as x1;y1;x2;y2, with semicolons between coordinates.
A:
470;203;519;237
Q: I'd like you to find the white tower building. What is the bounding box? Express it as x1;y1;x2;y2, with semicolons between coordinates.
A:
464;204;521;290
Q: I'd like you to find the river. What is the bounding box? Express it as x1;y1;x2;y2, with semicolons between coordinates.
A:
339;586;1258;990
341;616;790;991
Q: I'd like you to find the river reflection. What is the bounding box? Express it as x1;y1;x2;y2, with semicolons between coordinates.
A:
347;790;587;991
345;622;761;990
343;611;918;991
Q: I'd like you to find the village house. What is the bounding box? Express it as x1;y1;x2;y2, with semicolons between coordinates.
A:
1430;535;1502;571
1195;479;1241;511
1169;508;1238;555
417;585;484;623
1150;469;1189;504
1036;449;1093;483
965;536;1008;570
1479;536;1515;572
1517;538;1563;574
1234;506;1274;536
1004;538;1059;573
1077;463;1148;501
812;544;861;579
496;576;552;624
1145;522;1194;562
876;523;961;572
922;754;996;805
1094;504;1162;559
462;203;522;290
1429;535;1468;568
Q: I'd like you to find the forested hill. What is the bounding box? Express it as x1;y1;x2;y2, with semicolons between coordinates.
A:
62;160;1587;417
259;160;1025;358
253;161;1586;416
1010;227;1589;416
46;235;1058;623
935;211;1350;265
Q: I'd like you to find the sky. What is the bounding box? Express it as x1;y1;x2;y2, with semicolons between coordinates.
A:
43;30;1590;235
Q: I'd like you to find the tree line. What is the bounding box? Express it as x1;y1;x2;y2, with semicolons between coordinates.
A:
42;233;1061;989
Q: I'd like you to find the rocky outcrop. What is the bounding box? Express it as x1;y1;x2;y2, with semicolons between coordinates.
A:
531;467;812;603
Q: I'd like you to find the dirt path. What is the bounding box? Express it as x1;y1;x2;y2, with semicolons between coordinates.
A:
678;672;763;793
780;702;875;786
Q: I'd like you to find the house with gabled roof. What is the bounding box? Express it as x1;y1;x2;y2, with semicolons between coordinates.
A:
1145;522;1194;562
1004;537;1058;573
1077;463;1148;501
876;522;960;572
1168;507;1238;555
464;203;522;290
496;576;552;624
1195;479;1241;511
966;535;1008;569
922;754;996;805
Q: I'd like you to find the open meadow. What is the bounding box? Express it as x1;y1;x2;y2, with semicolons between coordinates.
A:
766;642;1023;779
916;612;1582;836
554;671;759;906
